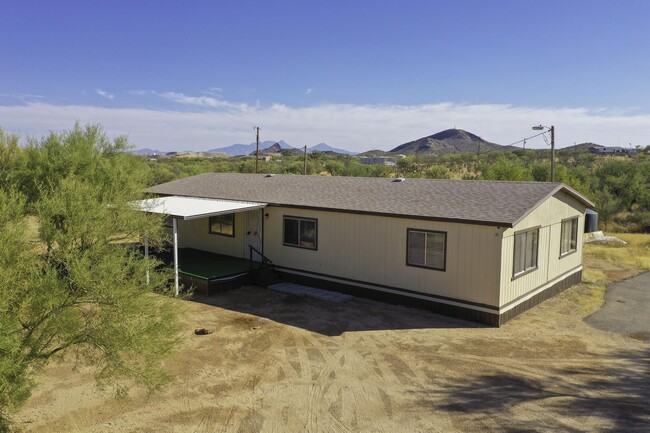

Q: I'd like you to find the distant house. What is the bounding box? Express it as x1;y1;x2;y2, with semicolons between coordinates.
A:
589;146;632;155
140;174;594;326
360;156;397;166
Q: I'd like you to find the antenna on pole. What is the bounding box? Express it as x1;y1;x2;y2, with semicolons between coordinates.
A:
254;126;260;174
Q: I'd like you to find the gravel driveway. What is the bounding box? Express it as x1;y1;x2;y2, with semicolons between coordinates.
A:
586;271;650;340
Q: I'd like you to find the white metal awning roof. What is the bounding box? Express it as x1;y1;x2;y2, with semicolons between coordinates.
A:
133;196;267;220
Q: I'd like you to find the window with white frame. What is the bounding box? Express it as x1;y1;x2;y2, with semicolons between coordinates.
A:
513;228;539;277
283;216;317;249
209;213;235;237
560;217;578;256
407;229;446;271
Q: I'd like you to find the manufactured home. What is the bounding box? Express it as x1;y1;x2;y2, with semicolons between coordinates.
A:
140;173;594;326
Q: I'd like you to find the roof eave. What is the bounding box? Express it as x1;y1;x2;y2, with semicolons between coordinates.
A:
510;183;595;227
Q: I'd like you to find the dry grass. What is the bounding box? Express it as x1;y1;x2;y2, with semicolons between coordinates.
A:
584;233;650;280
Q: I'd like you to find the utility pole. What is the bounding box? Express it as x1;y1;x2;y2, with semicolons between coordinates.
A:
532;124;555;182
254;126;260;174
550;125;555;182
303;145;308;175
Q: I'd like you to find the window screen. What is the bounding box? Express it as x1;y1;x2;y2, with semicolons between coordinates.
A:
283;216;317;250
513;228;539;276
407;229;446;270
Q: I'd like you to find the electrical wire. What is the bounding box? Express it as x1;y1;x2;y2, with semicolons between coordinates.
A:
505;131;547;147
466;130;551;157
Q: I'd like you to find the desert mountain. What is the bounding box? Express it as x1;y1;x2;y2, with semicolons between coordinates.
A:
250;142;283;155
390;129;517;155
308;143;356;155
212;140;356;156
211;140;293;156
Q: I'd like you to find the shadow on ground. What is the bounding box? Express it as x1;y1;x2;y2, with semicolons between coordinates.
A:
190;285;483;336
412;347;650;432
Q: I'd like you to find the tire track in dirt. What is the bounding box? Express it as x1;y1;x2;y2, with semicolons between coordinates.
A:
212;330;278;433
18;283;650;433
292;329;437;431
243;327;394;431
302;332;388;430
205;325;321;432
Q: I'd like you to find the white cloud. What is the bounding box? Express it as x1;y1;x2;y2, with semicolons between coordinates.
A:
0;93;44;100
305;88;313;95
127;90;153;96
147;91;247;111
204;87;224;95
0;101;648;152
95;89;114;100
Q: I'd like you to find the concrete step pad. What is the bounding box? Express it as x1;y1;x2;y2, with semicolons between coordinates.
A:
268;282;353;303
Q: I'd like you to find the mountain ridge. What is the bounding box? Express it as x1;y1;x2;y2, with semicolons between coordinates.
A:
390;128;518;155
209;140;293;156
308;143;356;155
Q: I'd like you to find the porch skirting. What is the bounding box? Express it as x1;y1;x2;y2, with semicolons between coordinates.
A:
275;266;583;327
181;272;251;295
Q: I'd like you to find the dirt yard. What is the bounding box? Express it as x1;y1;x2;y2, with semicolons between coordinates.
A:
13;237;650;432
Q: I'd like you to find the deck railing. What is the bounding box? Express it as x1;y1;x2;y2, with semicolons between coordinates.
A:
249;245;273;267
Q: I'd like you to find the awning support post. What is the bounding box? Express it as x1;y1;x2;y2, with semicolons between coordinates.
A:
173;217;179;296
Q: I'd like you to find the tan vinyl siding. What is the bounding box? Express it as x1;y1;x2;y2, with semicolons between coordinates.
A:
499;192;586;306
173;213;246;257
264;207;504;307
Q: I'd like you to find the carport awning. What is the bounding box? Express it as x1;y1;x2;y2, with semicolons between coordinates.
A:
133;196;267;220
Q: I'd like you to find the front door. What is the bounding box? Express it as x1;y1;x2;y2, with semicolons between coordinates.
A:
245;209;263;261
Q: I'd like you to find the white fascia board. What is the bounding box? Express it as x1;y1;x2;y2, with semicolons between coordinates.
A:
133;196;267;220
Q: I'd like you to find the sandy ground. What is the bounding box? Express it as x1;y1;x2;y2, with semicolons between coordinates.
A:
14;281;650;433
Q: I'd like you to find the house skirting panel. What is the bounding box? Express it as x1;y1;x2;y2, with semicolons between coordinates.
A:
275;266;583;327
498;268;583;325
275;267;501;326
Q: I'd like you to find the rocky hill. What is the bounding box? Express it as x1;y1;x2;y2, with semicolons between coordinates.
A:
390;129;517;155
309;143;356;155
212;140;293;156
250;142;283;155
357;149;393;157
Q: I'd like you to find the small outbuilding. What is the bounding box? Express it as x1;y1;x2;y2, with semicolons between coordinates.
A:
145;173;594;326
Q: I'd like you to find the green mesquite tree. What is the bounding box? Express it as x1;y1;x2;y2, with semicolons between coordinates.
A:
0;125;180;432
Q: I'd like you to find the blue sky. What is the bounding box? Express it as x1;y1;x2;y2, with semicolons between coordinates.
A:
1;0;649;151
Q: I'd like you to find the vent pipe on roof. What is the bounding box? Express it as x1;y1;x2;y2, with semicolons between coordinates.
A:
393;177;406;182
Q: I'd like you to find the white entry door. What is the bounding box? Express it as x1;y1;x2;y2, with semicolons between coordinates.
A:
245;210;263;261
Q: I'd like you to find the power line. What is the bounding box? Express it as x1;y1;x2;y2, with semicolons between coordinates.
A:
506;131;547;147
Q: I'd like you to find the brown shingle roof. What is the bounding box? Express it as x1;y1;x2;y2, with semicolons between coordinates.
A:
148;173;594;227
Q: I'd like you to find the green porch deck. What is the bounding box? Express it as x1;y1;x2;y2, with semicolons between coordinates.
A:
155;248;261;294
